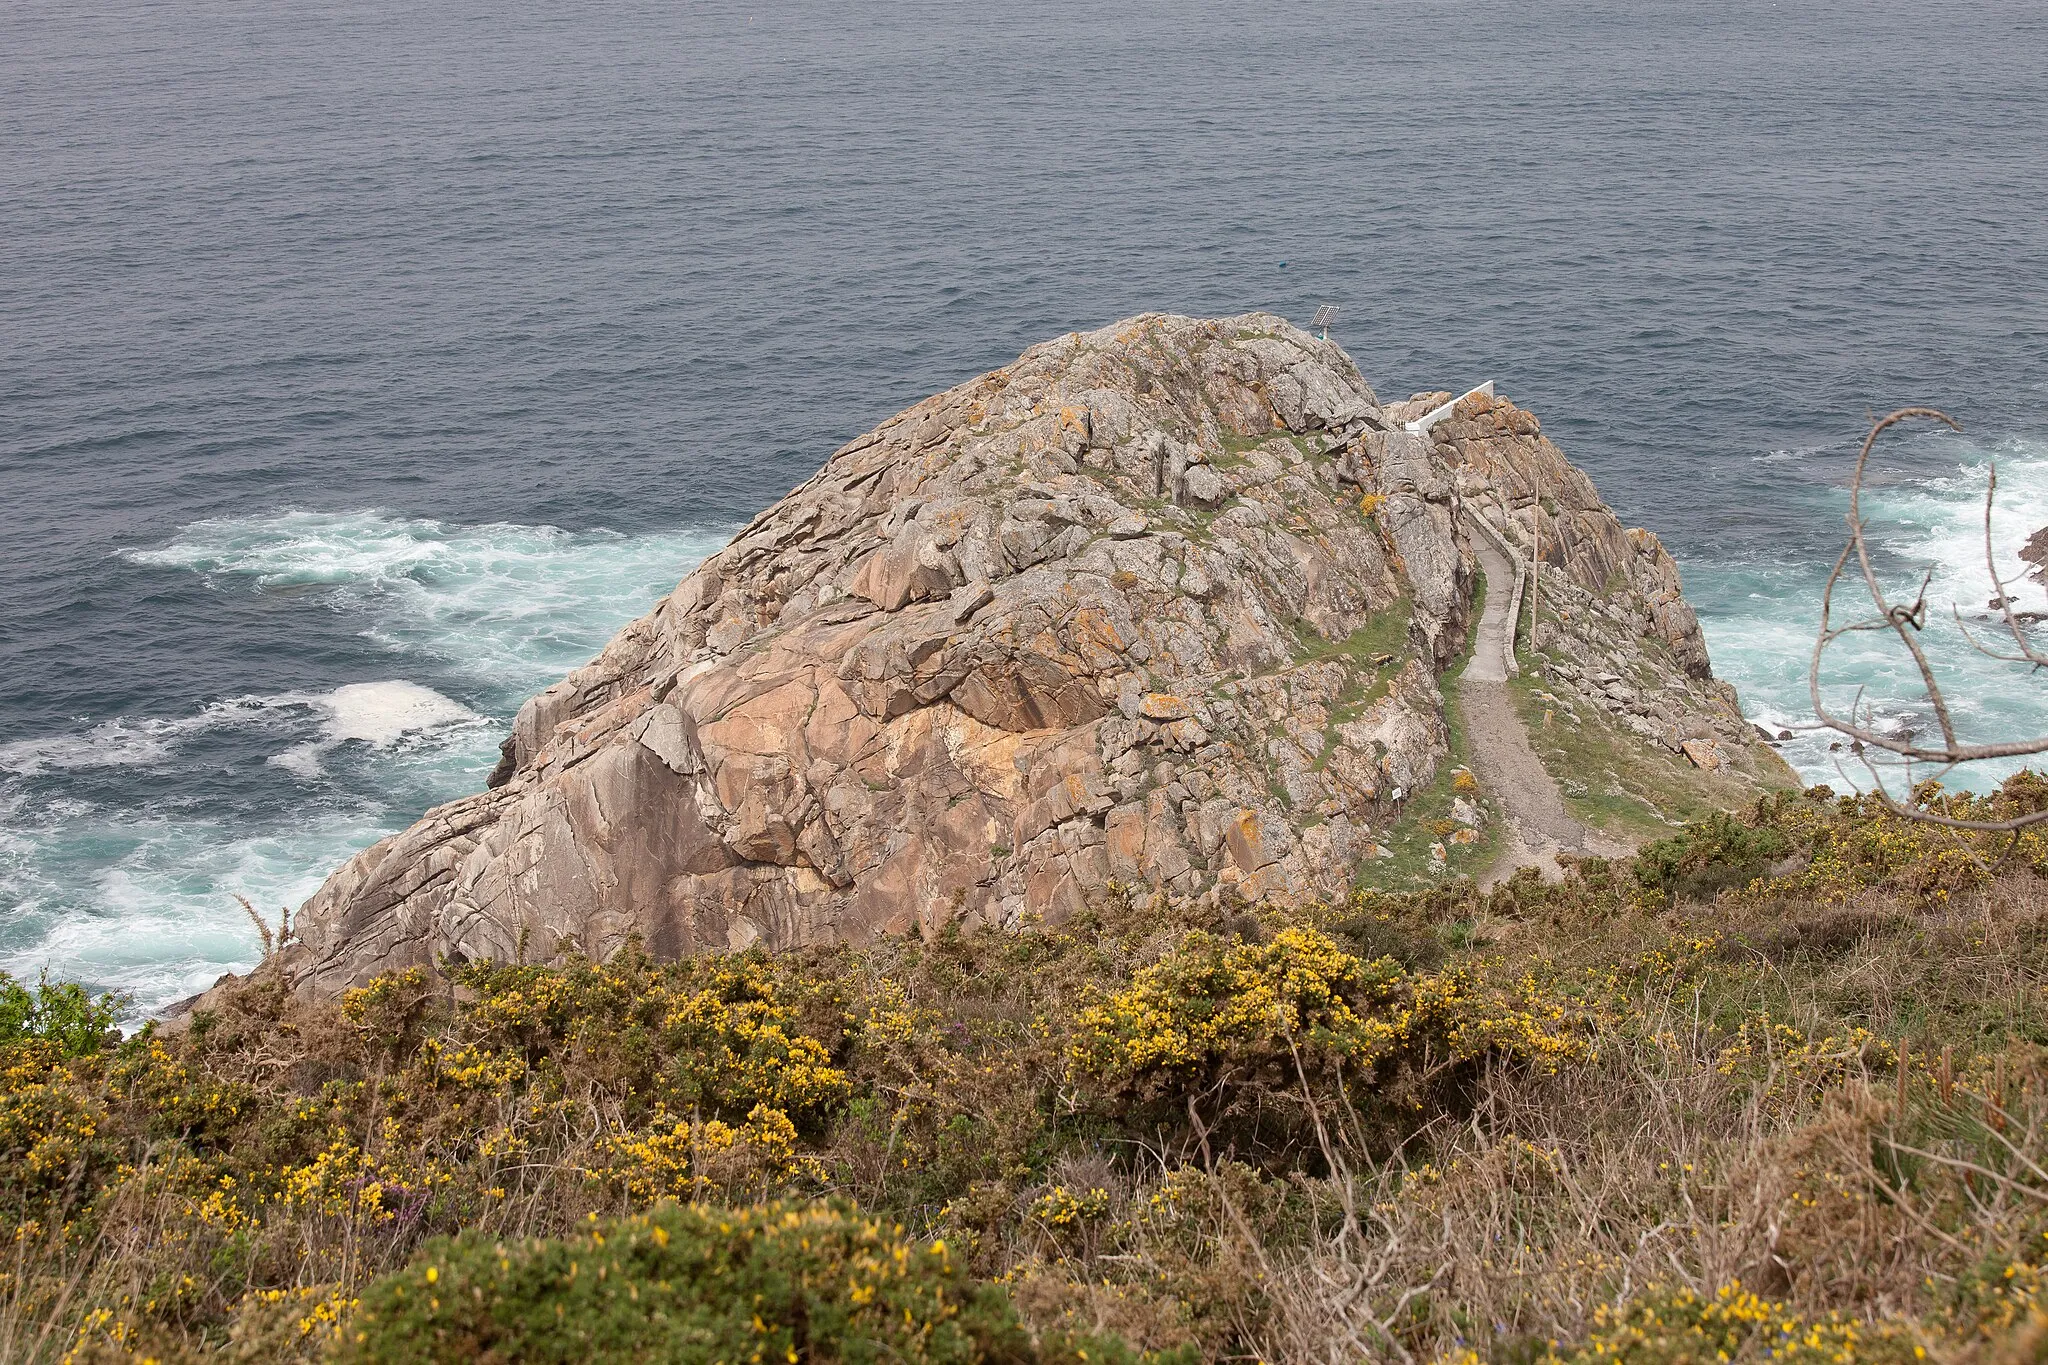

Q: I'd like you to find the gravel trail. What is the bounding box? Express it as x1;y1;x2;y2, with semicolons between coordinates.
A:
1459;535;1633;885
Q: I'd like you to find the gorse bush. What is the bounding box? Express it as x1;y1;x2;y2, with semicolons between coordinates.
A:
1069;926;1588;1156
1633;811;1791;905
340;1199;1095;1365
1727;780;2048;910
1532;1283;1922;1365
14;773;2048;1362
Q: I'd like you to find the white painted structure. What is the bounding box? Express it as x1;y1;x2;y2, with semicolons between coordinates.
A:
1405;380;1494;436
1399;379;1524;675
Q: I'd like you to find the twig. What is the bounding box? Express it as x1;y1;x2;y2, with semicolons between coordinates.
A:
1809;407;2048;829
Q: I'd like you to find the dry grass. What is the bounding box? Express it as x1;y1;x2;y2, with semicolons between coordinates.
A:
8;786;2048;1362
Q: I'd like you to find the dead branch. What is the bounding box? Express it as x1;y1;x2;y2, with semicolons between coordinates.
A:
1809;407;2048;830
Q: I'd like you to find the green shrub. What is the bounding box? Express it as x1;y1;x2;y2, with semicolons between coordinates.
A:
28;773;2048;1363
1067;926;1588;1157
0;969;124;1055
1536;1281;1921;1365
1633;811;1790;904
336;1198;1166;1365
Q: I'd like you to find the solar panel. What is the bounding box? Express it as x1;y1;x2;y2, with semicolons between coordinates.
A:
1310;305;1338;331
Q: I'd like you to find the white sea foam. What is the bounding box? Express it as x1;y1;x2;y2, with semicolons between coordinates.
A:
0;695;313;775
1754;442;1836;466
1874;442;2048;618
0;688;499;1012
321;680;478;747
3;511;730;1014
125;510;730;694
0;722;174;775
4;682;484;783
270;681;484;777
1695;434;2048;791
0;808;392;1010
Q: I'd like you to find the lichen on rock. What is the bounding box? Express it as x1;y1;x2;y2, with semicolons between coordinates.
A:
279;314;1763;997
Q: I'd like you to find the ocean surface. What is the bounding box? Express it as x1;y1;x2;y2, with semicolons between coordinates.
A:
5;0;2047;1014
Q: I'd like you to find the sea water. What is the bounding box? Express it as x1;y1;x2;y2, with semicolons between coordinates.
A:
4;0;2046;1012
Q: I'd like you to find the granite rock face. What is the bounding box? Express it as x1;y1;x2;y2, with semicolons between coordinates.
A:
281;316;1747;996
1396;387;1761;767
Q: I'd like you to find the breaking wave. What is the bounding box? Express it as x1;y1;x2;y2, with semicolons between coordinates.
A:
2;511;727;1015
125;509;730;692
1693;434;2048;791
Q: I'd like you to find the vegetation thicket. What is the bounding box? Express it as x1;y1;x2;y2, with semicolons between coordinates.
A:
7;777;2048;1363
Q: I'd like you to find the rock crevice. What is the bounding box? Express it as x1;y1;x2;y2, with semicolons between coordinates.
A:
280;315;1763;997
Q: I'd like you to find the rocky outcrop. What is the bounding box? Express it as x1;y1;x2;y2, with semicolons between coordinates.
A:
2022;526;2048;589
279;315;1763;997
1400;387;1765;771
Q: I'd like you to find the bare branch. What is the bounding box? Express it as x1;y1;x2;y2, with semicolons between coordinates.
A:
1808;407;2048;829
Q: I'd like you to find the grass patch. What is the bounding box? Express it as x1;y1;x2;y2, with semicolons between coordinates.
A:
1292;599;1415;774
1282;433;1326;462
1288;595;1411;674
1215;431;1269;465
1235;599;1420;818
1215;432;1324;472
1505;665;1788;841
1358;577;1503;888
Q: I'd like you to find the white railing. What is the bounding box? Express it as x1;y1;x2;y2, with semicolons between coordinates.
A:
1405;380;1494;436
1465;502;1526;676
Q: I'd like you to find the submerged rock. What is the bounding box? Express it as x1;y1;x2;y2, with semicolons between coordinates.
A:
278;314;1759;997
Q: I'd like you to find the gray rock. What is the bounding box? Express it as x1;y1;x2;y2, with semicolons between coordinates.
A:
1179;464;1226;507
257;313;1762;1002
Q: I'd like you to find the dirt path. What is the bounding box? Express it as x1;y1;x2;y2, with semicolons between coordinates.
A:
1459;535;1632;886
